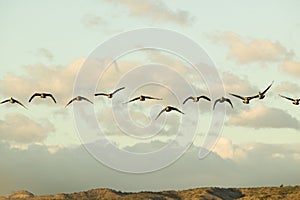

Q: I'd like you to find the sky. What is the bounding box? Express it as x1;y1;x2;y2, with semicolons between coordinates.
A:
0;0;300;196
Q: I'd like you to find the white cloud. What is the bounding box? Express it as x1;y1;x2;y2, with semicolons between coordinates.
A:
0;113;54;143
228;105;300;130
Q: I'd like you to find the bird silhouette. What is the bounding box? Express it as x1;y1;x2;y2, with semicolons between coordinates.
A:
183;95;211;104
155;106;184;120
94;87;125;99
29;93;56;103
124;95;162;104
1;97;27;109
279;94;300;105
213;97;233;109
65;96;93;107
254;81;273;99
229;93;257;104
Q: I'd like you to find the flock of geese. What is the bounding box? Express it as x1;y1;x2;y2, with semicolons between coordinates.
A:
1;81;299;120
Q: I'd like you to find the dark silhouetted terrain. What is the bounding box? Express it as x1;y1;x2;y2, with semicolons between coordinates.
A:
1;186;300;200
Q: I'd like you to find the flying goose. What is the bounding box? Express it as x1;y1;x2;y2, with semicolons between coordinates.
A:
279;94;300;105
183;95;211;104
94;87;125;99
1;97;27;109
213;97;233;110
254;81;274;99
155;106;184;120
29;93;56;103
229;93;257;104
124;95;162;104
65;96;93;107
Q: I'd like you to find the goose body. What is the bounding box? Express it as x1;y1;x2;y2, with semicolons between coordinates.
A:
155;106;184;120
125;95;162;104
1;97;27;109
255;81;273;100
29;93;56;103
95;87;125;99
213;97;233;109
183;95;211;104
229;93;257;104
65;96;93;107
279;94;300;105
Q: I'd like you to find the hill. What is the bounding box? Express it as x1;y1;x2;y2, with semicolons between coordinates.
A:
1;186;300;200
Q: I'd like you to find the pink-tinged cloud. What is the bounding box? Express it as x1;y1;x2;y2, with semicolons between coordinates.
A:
228;105;300;130
0;113;54;143
107;0;193;25
211;31;293;64
0;59;84;105
280;60;300;77
222;71;257;94
274;81;300;94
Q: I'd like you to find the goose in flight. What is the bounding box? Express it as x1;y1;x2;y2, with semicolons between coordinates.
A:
279;94;300;105
29;93;56;103
1;97;27;109
65;96;93;107
183;95;211;104
229;93;257;104
155;106;184;120
213;97;233;110
94;87;125;99
254;81;274;99
124;95;162;104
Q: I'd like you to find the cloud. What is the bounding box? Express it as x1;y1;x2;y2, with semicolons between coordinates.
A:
228;105;300;130
36;48;54;61
0;59;85;105
210;32;293;64
222;71;257;94
280;60;300;77
1;141;300;196
81;14;106;28
274;81;300;95
0;113;54;143
107;0;193;25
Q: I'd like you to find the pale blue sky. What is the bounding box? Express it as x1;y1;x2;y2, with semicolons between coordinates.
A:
0;0;300;196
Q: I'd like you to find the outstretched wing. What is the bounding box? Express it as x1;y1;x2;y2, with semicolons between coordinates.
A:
81;96;93;104
144;96;162;100
225;98;233;108
213;99;221;110
65;98;76;108
0;99;10;104
124;97;140;104
94;93;107;97
28;93;40;102
229;93;245;100
279;94;294;101
198;95;211;102
169;106;184;114
155;108;166;120
183;96;193;104
249;94;259;99
262;81;273;95
45;93;57;103
111;87;125;95
14;99;27;109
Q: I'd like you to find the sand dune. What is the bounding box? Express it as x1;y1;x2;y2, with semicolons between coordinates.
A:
1;186;300;200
